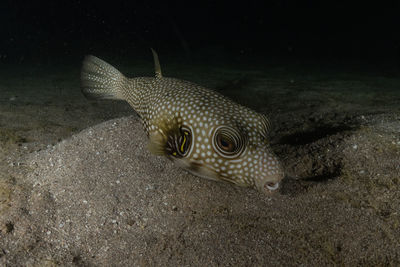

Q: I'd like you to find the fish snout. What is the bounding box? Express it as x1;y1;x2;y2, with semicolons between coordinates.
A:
255;163;285;194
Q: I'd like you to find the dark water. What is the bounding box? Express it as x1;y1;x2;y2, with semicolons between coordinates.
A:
1;1;399;65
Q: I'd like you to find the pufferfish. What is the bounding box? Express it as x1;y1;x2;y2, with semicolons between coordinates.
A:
81;49;284;194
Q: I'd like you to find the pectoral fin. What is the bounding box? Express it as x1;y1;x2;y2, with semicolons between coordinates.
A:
147;116;192;158
148;130;168;156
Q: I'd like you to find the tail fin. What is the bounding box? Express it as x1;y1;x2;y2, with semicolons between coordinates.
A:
81;55;127;100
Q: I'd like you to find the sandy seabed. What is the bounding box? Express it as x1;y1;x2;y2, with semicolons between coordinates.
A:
0;59;399;266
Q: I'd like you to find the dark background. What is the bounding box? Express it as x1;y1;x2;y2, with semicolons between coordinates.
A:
1;0;400;67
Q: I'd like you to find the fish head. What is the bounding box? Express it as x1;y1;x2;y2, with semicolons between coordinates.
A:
195;114;284;194
148;111;284;194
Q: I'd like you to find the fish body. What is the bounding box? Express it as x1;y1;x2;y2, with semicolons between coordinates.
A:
81;50;284;193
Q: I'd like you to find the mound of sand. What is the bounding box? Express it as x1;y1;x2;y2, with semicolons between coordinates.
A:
1;115;399;266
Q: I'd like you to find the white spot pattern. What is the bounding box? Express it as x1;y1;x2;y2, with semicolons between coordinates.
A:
123;76;283;190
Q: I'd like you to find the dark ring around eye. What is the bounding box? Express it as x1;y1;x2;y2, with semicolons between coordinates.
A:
212;126;245;158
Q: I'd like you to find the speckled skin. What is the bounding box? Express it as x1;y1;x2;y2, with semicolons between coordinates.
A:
81;51;284;193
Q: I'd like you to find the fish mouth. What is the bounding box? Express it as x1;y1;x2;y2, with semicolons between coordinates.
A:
255;175;283;194
265;182;279;191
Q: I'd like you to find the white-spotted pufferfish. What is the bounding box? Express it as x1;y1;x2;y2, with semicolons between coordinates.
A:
81;49;284;194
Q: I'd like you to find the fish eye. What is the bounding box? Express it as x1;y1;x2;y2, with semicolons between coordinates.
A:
213;126;245;158
216;134;235;152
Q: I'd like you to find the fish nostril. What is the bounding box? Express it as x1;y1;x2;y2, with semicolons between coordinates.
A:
265;182;279;191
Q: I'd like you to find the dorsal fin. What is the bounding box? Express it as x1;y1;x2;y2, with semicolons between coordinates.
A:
150;48;162;79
